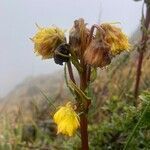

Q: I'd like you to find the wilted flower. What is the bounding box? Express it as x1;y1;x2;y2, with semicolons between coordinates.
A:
31;26;66;59
53;102;80;136
54;43;70;65
99;23;130;55
84;39;111;67
69;18;89;54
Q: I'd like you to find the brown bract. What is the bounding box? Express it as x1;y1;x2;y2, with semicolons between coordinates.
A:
69;18;90;56
84;39;111;68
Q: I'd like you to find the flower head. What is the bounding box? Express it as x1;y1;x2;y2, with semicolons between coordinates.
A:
53;102;80;136
84;39;111;68
31;26;66;59
99;23;130;56
69;18;90;54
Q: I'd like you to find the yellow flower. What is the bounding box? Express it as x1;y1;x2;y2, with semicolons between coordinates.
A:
31;26;66;59
53;102;80;136
99;23;131;55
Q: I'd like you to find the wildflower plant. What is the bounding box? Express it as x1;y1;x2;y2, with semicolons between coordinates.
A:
31;18;130;149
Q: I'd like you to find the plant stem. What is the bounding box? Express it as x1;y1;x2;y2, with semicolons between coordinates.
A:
123;101;150;150
67;57;89;150
79;24;103;150
89;24;105;43
80;69;89;150
80;113;89;150
86;24;105;84
67;61;76;84
134;4;150;101
79;52;89;149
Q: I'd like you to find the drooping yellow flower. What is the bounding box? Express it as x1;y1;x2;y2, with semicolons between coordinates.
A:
53;102;80;136
99;23;130;55
31;26;66;59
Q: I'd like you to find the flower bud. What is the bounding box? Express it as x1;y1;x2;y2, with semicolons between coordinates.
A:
54;43;70;65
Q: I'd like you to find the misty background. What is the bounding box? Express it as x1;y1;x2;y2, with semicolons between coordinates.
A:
0;0;142;97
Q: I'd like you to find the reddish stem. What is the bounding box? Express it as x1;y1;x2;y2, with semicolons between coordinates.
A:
89;24;105;43
86;24;104;83
79;24;105;149
67;61;76;84
80;114;88;150
80;67;89;150
134;4;150;101
78;41;89;149
67;56;89;149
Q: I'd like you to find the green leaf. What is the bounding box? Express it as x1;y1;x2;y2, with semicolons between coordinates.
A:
38;88;56;110
90;68;97;83
68;80;91;102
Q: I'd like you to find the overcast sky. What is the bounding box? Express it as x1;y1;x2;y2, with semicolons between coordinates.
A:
0;0;143;97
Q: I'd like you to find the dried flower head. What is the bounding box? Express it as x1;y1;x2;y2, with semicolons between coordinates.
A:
31;26;66;59
54;43;70;65
69;18;90;54
53;102;80;136
84;39;111;67
99;23;130;56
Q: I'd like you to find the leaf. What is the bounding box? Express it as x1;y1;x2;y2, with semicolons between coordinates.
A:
139;92;150;125
68;80;91;102
90;68;97;83
38;88;56;110
139;92;150;104
123;92;150;150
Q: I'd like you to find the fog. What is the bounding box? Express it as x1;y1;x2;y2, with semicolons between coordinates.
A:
0;0;142;97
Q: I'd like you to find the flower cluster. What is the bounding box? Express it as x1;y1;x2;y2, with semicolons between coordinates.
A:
31;19;130;68
84;23;130;67
53;102;80;136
